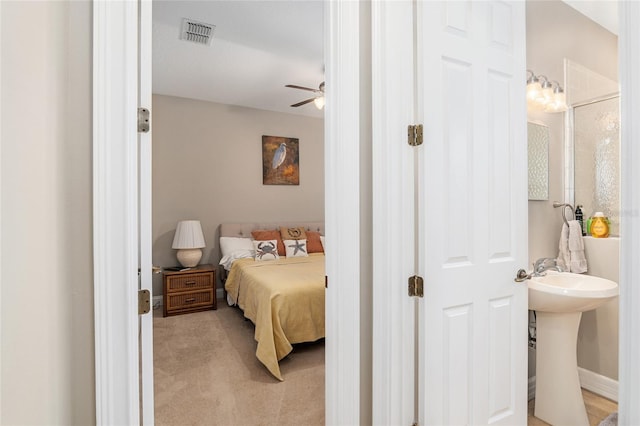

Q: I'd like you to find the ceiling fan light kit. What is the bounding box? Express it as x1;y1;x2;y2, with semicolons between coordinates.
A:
286;81;325;110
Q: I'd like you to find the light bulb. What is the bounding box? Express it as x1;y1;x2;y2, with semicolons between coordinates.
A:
526;80;542;103
553;91;568;112
313;96;325;110
544;86;568;113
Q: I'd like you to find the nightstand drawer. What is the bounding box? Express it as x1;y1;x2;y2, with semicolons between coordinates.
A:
166;273;212;292
166;289;214;313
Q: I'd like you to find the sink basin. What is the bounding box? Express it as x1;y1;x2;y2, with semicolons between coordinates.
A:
529;271;618;425
528;271;618;312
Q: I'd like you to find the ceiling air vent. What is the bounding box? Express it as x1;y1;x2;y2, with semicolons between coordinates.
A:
180;19;215;46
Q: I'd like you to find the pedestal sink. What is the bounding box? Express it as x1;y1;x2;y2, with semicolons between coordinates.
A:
529;271;618;426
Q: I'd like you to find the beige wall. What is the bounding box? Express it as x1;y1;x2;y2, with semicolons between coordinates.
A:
151;95;324;296
1;1;95;424
526;0;618;380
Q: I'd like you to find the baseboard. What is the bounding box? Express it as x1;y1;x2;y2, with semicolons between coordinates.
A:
578;367;618;402
528;369;618;403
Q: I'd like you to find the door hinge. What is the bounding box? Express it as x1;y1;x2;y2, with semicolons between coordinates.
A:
138;107;150;133
138;289;151;315
408;275;424;298
408;124;423;146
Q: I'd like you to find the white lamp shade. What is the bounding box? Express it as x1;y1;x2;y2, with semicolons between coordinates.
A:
172;220;206;249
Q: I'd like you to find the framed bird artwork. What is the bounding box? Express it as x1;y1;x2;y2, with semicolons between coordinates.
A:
262;135;300;185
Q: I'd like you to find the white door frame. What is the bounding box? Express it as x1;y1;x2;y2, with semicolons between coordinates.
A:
618;2;640;423
370;1;417;424
324;0;364;423
92;0;640;424
138;0;154;422
93;1;141;424
93;0;364;424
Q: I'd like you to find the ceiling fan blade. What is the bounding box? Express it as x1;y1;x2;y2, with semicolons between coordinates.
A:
290;98;315;107
286;84;322;94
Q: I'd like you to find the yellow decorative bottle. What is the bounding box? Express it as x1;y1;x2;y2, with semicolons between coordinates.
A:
590;212;609;238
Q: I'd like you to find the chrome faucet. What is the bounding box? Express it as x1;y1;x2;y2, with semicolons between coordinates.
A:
533;257;564;276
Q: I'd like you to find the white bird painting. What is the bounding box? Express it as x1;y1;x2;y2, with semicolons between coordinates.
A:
262;135;299;185
272;143;287;169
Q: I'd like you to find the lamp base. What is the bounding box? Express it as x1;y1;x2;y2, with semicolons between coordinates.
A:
176;248;202;268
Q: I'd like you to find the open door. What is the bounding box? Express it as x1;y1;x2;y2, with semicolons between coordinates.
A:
370;1;417;425
138;0;154;423
93;0;154;423
416;2;528;424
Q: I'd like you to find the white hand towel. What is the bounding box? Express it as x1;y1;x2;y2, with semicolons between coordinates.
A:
568;220;588;273
556;223;570;272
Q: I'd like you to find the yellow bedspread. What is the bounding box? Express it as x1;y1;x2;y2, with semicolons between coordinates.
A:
225;253;325;380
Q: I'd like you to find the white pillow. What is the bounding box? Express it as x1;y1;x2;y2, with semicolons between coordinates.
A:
220;237;254;257
219;250;254;271
320;235;325;251
284;239;308;258
219;237;256;270
253;239;280;261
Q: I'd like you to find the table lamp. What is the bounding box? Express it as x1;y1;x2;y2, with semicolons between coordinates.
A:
172;220;205;267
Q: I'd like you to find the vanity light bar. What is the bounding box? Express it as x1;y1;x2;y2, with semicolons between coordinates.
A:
526;70;568;113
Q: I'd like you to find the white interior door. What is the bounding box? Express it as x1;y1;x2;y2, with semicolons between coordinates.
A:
416;2;528;424
371;1;417;424
138;0;154;424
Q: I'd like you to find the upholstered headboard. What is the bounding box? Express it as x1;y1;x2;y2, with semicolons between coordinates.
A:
219;221;324;238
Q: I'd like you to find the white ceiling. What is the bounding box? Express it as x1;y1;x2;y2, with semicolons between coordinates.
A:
153;1;324;119
153;1;617;121
562;0;618;35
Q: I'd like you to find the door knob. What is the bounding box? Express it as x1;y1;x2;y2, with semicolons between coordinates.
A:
514;269;531;282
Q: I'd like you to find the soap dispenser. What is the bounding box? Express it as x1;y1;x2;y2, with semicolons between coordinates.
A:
591;212;610;238
575;205;584;236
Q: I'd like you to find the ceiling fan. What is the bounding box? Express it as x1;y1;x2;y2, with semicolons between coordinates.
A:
286;82;325;109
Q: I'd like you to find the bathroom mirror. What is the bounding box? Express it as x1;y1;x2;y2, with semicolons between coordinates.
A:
528;122;549;201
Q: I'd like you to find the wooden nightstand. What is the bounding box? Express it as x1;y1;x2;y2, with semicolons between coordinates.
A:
163;264;216;317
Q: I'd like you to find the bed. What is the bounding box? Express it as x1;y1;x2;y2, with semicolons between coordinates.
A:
219;222;325;381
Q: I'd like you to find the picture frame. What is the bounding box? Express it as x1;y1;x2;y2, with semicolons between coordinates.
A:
262;135;299;185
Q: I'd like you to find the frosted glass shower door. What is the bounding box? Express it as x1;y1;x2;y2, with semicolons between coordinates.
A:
573;96;620;236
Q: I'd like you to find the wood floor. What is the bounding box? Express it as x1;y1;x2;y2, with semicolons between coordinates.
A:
528;389;618;425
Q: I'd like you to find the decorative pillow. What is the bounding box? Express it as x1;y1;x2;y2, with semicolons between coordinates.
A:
280;226;307;241
219;237;254;257
306;231;324;253
251;230;285;256
252;239;280;261
284;239;308;258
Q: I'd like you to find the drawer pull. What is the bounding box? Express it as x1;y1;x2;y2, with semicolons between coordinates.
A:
185;281;196;285
184;298;196;303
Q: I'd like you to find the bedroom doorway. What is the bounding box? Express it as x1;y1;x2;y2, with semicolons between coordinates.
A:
151;1;328;424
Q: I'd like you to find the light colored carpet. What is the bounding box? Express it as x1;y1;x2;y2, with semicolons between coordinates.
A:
153;303;325;426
